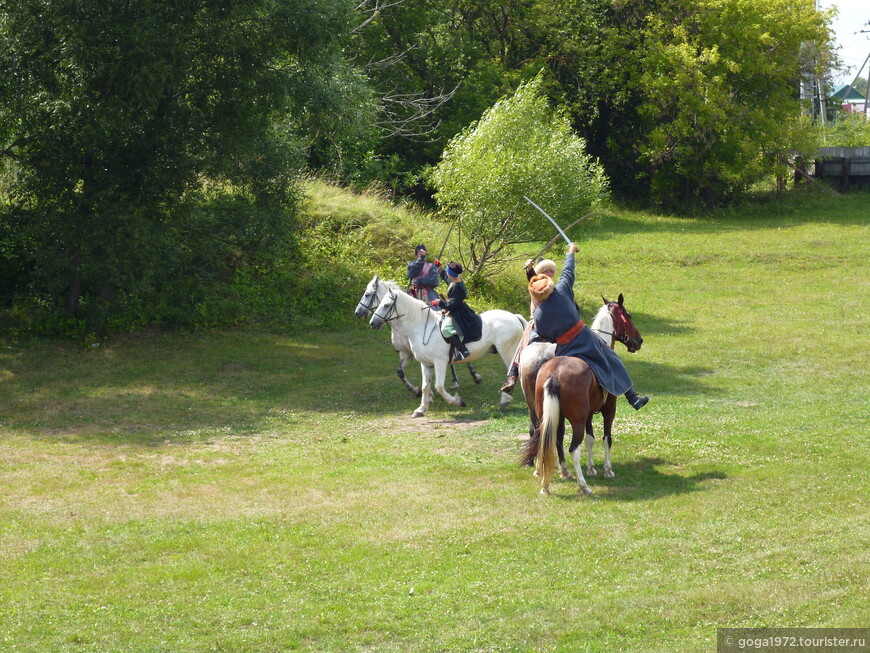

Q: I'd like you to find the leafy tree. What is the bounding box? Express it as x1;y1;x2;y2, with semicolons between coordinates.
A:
429;76;608;279
636;0;833;207
0;0;373;332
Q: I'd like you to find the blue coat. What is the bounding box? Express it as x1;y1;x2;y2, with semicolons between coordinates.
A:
533;253;633;395
407;256;440;303
434;270;482;342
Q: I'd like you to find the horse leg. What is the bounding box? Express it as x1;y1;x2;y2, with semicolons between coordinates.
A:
450;364;461;391
468;363;483;384
412;364;434;418
557;420;571;479
397;350;422;397
585;415;597;476
432;361;465;408
601;396;617;478
568;420;594;496
497;346;514;410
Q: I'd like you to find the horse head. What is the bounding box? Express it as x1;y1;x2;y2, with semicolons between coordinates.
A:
369;285;400;331
355;274;382;319
603;293;643;353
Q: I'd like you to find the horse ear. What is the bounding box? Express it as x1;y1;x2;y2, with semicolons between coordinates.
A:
373;274;379;282
618;293;624;306
601;294;609;304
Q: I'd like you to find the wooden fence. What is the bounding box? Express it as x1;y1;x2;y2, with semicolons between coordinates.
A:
812;146;870;190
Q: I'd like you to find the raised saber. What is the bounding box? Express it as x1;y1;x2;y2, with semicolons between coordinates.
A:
523;196;570;244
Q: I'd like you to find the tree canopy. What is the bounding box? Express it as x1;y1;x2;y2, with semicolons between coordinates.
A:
430;76;608;279
0;0;840;334
0;0;371;332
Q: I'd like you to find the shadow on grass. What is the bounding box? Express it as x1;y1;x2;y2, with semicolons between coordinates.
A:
0;326;716;446
553;457;726;502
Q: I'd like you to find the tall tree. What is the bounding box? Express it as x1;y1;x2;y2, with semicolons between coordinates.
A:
0;0;373;326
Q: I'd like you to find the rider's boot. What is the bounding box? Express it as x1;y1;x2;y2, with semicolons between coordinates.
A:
447;335;471;362
624;387;649;410
500;363;519;395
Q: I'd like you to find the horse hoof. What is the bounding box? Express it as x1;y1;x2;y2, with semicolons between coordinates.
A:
473;374;483;385
579;486;593;496
451;383;460;391
586;467;597;476
533;469;540;477
540;487;551;496
499;392;512;410
459;399;466;407
560;470;572;479
412;410;425;418
604;469;615;479
414;389;422;397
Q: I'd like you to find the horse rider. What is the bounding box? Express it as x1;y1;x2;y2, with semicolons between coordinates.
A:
407;243;441;304
430;261;480;362
530;242;649;410
500;257;558;395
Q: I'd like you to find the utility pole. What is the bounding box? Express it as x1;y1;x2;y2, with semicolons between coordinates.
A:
861;21;870;116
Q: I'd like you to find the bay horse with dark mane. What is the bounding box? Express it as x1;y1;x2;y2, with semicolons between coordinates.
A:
521;356;611;495
520;294;644;494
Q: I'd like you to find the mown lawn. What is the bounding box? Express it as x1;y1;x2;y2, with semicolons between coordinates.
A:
0;193;867;651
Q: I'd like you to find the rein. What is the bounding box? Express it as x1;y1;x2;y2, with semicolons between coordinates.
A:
374;291;406;324
593;303;631;347
420;304;439;345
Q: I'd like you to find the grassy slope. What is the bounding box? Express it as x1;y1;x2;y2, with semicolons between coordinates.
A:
0;189;867;651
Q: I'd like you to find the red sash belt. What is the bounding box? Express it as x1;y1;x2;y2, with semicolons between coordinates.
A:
556;319;585;345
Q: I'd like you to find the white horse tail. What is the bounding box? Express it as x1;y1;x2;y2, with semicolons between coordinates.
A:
536;375;561;489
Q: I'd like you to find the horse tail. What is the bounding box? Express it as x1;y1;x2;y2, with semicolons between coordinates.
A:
536;375;561;486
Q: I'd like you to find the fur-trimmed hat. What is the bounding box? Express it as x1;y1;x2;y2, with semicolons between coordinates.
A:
445;261;463;277
414;244;427;255
534;259;557;276
528;274;555;303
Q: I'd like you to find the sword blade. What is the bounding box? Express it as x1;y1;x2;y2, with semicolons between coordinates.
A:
523;196;570;244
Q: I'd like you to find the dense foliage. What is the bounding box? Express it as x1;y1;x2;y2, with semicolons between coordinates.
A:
0;0;370;336
0;0;845;336
430;76;608;279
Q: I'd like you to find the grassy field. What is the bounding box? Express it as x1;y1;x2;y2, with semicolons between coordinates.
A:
1;192;868;651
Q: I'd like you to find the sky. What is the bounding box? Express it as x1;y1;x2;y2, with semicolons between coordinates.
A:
818;0;870;87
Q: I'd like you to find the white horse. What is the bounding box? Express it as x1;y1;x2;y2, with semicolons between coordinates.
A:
369;280;527;417
354;274;482;395
519;294;644;480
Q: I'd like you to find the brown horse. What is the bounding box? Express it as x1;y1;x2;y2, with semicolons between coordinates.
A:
521;356;615;496
519;294;643;482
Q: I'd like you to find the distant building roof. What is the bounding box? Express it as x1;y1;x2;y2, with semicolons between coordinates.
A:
832;84;866;101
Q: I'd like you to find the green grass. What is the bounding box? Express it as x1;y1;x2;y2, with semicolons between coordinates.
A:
1;192;868;651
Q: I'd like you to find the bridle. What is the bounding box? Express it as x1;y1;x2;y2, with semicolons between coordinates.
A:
373;289;406;324
357;279;382;315
602;302;634;348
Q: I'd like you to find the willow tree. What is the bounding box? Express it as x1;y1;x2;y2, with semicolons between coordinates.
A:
429;76;609;280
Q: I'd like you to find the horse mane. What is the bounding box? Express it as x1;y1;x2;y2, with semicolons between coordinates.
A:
590;303;613;339
381;279;431;318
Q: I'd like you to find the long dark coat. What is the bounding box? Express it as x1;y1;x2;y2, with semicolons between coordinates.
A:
435;270;482;343
533;253;633;395
407;256;440;303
